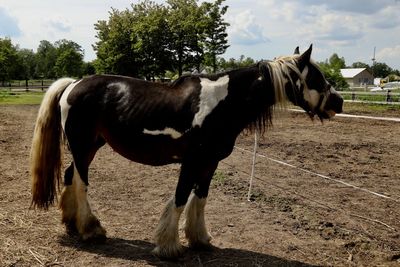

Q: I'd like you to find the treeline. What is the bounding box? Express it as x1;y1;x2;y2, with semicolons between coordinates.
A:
0;38;94;85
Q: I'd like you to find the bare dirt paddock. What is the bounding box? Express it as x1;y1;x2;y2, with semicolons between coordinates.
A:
1;104;399;266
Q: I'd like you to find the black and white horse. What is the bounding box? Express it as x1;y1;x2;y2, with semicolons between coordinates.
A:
30;45;343;258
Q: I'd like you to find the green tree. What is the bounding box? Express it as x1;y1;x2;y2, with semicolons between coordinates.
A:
371;62;392;78
54;39;84;77
166;0;204;75
82;61;96;76
219;55;255;70
319;54;349;90
36;40;57;78
200;0;229;73
94;0;229;77
328;53;346;70
94;9;140;77
16;48;37;81
0;38;19;84
131;0;173;79
351;61;370;69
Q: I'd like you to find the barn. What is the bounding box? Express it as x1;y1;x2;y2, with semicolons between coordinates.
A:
340;68;374;87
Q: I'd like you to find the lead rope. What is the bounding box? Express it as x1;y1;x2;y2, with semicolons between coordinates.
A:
247;131;259;201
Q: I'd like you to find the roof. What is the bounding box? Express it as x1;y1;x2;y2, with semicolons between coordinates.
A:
340;68;367;78
340;68;368;78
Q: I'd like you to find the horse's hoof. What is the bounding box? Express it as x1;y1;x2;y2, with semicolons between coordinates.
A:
65;222;79;236
186;233;213;250
81;226;107;243
152;244;184;259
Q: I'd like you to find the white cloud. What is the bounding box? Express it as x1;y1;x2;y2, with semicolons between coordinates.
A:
376;45;400;67
227;10;269;45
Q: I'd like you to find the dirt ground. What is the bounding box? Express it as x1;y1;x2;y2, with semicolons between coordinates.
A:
0;104;399;266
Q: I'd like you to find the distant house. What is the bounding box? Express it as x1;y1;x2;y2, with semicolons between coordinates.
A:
340;68;374;87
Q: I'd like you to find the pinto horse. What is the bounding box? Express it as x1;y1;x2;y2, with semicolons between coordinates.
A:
30;45;343;258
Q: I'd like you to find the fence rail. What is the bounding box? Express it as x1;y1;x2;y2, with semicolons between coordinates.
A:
338;91;400;105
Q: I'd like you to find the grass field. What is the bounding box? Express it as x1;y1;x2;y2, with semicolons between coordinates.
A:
0;90;45;105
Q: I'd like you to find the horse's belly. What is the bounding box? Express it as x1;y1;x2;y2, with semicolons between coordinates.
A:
104;131;187;166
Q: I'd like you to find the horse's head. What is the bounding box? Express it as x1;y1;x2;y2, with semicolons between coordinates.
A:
270;45;343;120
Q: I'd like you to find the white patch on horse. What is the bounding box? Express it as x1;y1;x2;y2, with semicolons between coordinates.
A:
109;82;130;106
304;89;320;110
143;127;182;139
60;79;80;130
192;75;229;127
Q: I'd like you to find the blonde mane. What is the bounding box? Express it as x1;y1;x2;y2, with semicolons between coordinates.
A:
266;55;305;107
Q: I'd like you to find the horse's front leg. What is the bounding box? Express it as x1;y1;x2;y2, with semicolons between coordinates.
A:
184;161;218;249
152;160;199;258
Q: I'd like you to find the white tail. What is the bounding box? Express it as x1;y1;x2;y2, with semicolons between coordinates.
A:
30;78;75;209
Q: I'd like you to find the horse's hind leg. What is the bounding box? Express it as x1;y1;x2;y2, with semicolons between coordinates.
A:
59;137;106;241
184;161;218;249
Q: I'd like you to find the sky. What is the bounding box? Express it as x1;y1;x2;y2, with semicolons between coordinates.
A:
1;0;400;70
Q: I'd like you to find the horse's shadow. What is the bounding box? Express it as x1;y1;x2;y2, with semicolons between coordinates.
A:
59;235;318;266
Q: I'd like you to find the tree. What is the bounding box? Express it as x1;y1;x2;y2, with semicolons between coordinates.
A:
328;53;346;70
371;62;392;78
200;0;229;73
166;0;204;76
219;55;255;70
318;54;349;90
54;39;84;77
94;0;230;78
16;48;37;81
36;40;57;78
94;8;141;77
351;62;370;69
0;38;19;84
131;0;173;79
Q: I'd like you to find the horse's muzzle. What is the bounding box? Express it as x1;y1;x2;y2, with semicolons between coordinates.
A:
319;90;343;119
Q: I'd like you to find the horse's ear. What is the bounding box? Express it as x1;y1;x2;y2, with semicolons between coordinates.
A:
297;44;312;70
294;46;300;55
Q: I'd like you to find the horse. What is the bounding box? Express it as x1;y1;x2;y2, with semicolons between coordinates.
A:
30;45;343;258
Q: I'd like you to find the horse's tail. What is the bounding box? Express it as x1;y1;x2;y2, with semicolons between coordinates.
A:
30;78;75;209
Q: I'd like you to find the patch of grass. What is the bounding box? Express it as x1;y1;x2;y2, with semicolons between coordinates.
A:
212;170;228;183
0;90;44;105
343;102;400;115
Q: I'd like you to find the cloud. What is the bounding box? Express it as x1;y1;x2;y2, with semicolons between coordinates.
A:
376;45;400;64
291;0;396;15
0;7;22;37
45;17;72;33
227;10;270;45
370;6;400;29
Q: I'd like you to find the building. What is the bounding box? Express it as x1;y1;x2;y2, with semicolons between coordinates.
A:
340;68;374;87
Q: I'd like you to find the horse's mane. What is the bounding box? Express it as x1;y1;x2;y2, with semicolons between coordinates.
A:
247;55;303;135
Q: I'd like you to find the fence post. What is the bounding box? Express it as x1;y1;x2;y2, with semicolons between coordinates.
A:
247;132;259;201
351;91;356;101
386;90;391;103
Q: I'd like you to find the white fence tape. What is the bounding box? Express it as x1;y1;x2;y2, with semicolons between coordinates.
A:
235;145;400;203
289;109;400;122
